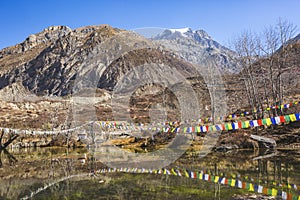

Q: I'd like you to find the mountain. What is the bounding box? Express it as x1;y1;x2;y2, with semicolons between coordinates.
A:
152;28;240;73
0;25;206;97
0;25;217;125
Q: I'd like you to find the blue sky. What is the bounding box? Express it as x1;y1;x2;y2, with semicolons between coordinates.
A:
1;0;299;49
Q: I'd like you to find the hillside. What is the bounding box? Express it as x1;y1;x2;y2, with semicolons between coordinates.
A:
0;25;299;129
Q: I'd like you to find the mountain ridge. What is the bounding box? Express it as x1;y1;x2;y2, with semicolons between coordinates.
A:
152;27;239;73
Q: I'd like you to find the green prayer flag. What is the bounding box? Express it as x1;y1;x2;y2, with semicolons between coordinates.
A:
284;115;291;122
262;119;267;125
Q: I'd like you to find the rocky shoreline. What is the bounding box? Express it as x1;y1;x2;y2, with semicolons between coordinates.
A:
1;120;299;151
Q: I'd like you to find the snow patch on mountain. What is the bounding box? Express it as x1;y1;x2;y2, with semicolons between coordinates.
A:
152;28;240;73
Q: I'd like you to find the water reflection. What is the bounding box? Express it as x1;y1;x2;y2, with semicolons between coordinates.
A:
0;147;299;199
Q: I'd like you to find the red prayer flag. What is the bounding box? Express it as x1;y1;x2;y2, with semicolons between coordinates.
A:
222;124;225;130
279;116;286;123
238;122;242;128
257;119;263;126
225;178;228;185
242;182;246;189
263;188;268;195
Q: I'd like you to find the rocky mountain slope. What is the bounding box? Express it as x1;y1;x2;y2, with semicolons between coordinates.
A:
0;25;299;128
152;28;240;73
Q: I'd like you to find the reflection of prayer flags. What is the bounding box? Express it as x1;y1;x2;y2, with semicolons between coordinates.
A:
176;170;182;177
272;188;277;196
282;191;287;199
242;182;246;189
165;169;171;175
199;173;203;180
204;174;209;181
221;178;225;184
228;179;232;186
249;183;254;191
267;188;272;195
238;180;242;188
258;185;263;193
185;170;189;177
171;168;177;175
246;183;250;190
214;176;219;183
263;187;268;195
231;179;236;187
254;184;258;192
190;171;196;179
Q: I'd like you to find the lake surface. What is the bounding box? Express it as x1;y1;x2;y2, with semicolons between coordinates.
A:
0;147;299;199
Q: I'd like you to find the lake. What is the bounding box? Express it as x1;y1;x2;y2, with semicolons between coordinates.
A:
0;147;299;199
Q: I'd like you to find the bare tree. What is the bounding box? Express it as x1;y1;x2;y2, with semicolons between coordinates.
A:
233;31;262;119
233;18;297;120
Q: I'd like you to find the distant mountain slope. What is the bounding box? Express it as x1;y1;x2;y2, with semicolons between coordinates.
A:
152;28;240;73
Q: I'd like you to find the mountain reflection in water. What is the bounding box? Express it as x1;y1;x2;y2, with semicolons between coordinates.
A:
0;147;299;199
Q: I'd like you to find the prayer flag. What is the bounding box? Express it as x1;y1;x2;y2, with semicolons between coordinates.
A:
275;116;281;124
258;185;263;193
253;120;259;127
285;115;291;123
266;118;272;126
271;118;276;125
280;116;286;123
290;114;296;122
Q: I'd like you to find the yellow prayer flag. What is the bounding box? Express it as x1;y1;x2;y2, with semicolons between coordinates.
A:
231;179;236;186
228;123;233;130
185;171;189;178
171;168;177;176
245;121;250;128
212;126;217;131
199;173;203;180
214;176;219;183
266;118;272;126
271;188;277;196
249;183;254;191
289;114;296;122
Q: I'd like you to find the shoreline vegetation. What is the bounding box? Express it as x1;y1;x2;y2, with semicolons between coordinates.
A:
1;118;299;152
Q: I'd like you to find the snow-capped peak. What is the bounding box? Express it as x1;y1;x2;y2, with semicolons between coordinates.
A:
169;27;192;35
